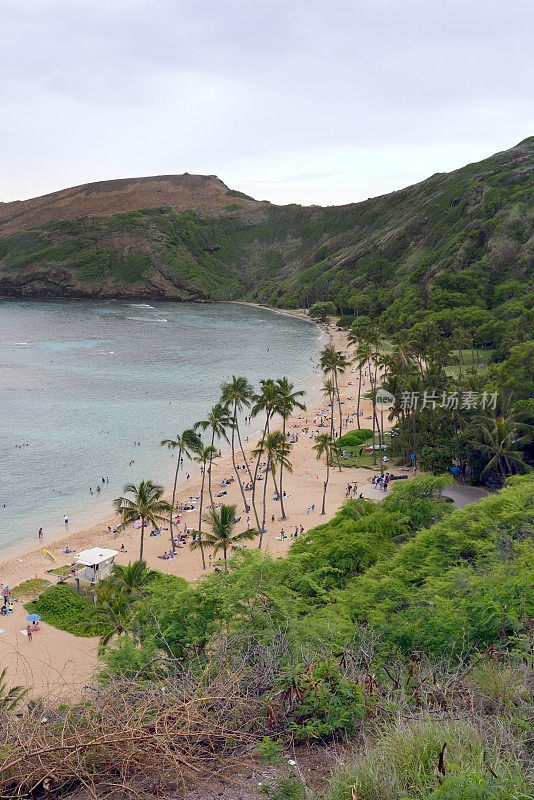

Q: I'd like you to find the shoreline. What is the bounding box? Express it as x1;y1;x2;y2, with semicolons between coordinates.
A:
0;302;323;566
0;318;342;589
1;322;395;699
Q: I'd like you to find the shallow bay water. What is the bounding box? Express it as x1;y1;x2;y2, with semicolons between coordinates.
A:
0;300;322;555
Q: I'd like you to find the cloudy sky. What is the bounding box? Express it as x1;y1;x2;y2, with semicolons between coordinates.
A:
1;0;533;205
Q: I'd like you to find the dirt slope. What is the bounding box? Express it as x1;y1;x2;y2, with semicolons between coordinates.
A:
0;174;261;236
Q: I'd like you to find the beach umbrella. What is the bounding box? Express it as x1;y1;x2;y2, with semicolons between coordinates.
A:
26;614;41;622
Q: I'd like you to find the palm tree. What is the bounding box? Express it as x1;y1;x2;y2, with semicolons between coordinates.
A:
192;442;219;569
367;325;383;466
408;326;432;377
266;430;293;520
374;352;394;477
192;503;256;571
313;433;334;514
195;402;233;508
322;378;343;471
403;374;422;470
161;428;201;553
90;593;136;648
348;497;376;519
251;379;281;524
352;340;373;429
469;398;533;481
451;329;471;376
0;668;28;711
276;378;305;519
114;480;172;561
320;344;349;459
251;430;293;542
107;559;158;596
390;330;414;370
220;376;261;530
380;372;405;462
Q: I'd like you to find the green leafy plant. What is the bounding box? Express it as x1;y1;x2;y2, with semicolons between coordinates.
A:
282;660;365;741
260;775;306;800
0;669;28;712
255;736;284;764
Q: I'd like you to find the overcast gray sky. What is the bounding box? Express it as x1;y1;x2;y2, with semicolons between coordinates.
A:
1;0;533;205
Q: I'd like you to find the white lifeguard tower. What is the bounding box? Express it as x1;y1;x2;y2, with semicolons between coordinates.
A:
75;547;119;589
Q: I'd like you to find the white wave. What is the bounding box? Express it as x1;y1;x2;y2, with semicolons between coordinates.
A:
130;303;155;309
127;316;167;322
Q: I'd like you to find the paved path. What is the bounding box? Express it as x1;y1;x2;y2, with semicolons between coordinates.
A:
442;484;490;508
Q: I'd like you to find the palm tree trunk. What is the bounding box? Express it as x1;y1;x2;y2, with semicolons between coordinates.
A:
208;430;215;510
329;381;342;472
334;369;343;443
412;410;417;470
223;543;228;572
379;404;385;478
321;452;330;514
356;366;362;429
373;345;382;474
139;516;145;561
370;370;377;466
279;418;287;519
260;459;270;545
399;408;406;464
170;445;182;554
234;409;262;532
271;466;281;506
453;418;460;456
252;415;270;526
197;464;207;569
231;409;248;512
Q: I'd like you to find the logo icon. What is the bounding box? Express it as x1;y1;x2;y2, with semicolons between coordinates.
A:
376;390;395;410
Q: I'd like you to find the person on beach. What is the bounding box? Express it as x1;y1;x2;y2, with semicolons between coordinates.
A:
38;528;43;539
64;515;68;525
26;625;33;642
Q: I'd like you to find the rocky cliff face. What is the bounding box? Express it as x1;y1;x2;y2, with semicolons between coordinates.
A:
0;262;209;301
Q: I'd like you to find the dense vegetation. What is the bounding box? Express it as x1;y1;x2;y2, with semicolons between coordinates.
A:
14;474;533;799
1;138;532;358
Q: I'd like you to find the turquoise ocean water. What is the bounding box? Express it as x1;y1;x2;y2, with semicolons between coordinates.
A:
0;300;322;555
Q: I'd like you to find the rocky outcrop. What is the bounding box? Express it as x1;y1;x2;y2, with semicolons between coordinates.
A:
0;263;209;301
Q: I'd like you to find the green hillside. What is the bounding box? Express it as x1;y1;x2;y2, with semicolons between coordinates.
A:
1;138;533;348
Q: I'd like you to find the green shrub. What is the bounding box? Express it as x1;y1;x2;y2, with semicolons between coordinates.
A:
26;585;104;636
260;775;306;800
255;736;284;764
338;429;373;448
282;660;365;741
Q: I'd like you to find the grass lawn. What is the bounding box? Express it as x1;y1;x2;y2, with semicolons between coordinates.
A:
331;436;389;470
11;577;51;600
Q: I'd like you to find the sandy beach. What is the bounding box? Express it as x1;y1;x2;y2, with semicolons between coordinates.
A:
0;324;399;698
